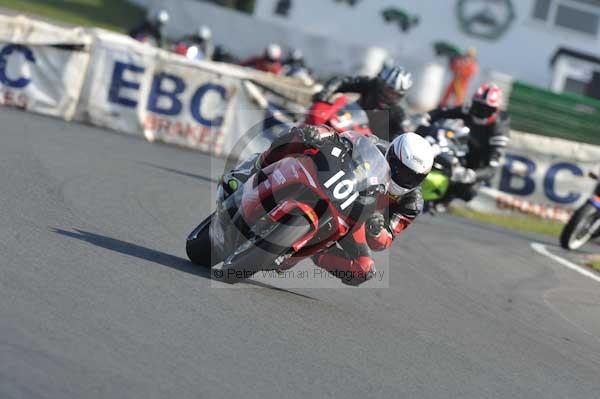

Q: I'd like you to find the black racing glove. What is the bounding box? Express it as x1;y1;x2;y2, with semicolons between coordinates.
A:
293;125;320;143
366;212;385;237
292;125;337;147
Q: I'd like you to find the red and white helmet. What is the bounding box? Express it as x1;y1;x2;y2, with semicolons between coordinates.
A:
470;83;503;125
265;43;282;62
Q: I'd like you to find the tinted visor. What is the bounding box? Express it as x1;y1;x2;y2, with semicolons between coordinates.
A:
386;149;427;190
471;101;496;119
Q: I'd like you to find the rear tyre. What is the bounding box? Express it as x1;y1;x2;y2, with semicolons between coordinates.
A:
560;203;600;250
217;216;312;284
186;213;222;267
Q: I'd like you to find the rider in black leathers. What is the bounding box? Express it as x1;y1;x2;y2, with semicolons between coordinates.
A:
313;65;413;140
129;9;169;48
427;83;511;202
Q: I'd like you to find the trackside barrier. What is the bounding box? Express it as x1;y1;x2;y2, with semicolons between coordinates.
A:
467;131;600;221
77;28;316;156
0;15;91;120
0;14;598;218
78;29;244;155
0;15;315;156
509;81;600;145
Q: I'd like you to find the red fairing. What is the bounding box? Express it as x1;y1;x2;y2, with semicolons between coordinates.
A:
306;97;348;126
268;200;318;252
261;137;317;168
173;43;188;56
239;156;350;256
305;96;371;135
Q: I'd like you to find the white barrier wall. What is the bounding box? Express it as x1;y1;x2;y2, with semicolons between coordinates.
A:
471;132;600;220
76;28;313;156
468;131;599;221
78;29;244;155
0;14;598;221
0;15;90;120
77;29;155;135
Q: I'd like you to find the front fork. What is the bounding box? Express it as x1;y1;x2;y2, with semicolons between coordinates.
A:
586;193;600;238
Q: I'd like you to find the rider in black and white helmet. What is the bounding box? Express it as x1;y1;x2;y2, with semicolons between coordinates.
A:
129;9;170;48
376;65;413;110
188;25;214;60
313;64;414;140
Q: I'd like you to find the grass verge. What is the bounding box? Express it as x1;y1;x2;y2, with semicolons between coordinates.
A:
0;0;146;32
587;259;600;272
450;206;564;237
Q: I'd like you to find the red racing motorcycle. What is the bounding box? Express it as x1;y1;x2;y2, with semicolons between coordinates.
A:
305;94;371;135
186;131;389;283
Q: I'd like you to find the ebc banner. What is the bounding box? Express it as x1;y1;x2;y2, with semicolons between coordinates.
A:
0;42;89;120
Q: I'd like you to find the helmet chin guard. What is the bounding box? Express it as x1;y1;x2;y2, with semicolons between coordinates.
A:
472;113;498;126
472;116;488;125
388;180;417;197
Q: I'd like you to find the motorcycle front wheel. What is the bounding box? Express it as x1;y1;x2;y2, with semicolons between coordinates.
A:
560;203;600;250
186;213;222;267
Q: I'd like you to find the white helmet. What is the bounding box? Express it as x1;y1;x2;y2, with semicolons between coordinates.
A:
266;43;282;62
153;9;169;26
386;132;434;197
198;25;212;40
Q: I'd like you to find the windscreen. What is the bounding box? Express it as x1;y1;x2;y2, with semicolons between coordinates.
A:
340;131;390;194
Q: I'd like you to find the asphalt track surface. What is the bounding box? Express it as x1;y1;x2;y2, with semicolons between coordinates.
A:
2;107;600;399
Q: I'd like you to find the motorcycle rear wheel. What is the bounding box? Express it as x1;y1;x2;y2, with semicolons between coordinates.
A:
560;203;600;250
186;213;222;267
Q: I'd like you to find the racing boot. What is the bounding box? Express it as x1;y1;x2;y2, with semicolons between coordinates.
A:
312;252;376;286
